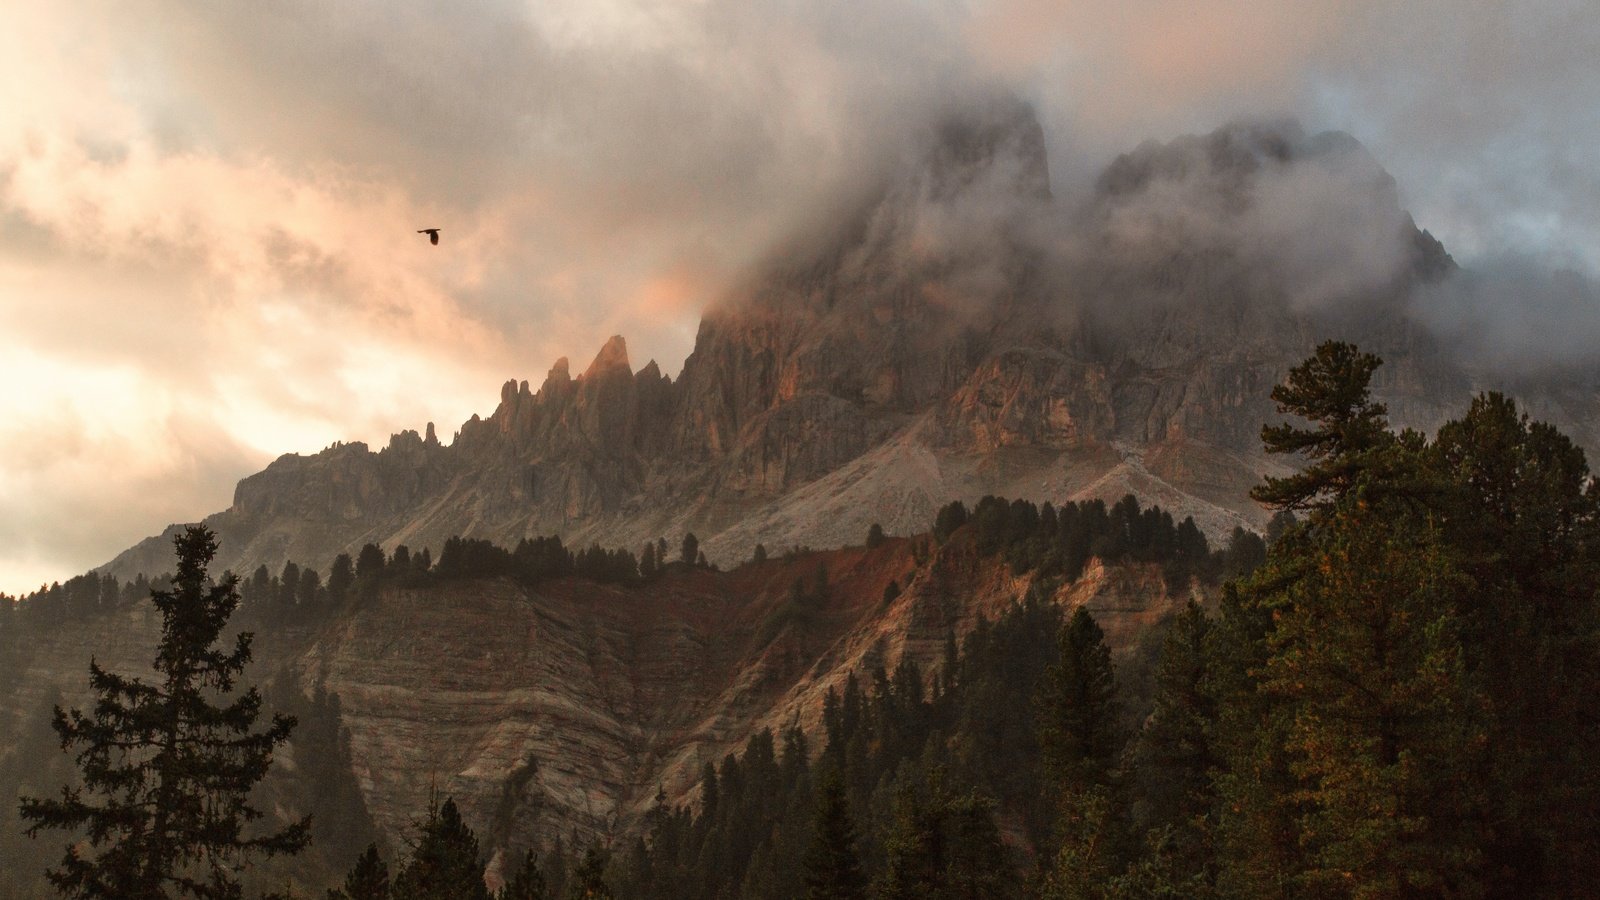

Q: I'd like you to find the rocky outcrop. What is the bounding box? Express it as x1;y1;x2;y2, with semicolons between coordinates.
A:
100;112;1600;584
6;533;1197;885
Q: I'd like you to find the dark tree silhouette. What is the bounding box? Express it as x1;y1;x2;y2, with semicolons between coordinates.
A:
802;774;866;900
20;525;309;898
329;844;390;900
391;796;489;900
1251;340;1392;512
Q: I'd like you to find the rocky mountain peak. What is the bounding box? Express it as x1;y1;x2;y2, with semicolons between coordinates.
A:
921;95;1051;203
538;357;572;398
582;334;632;379
96;114;1600;589
1097;120;1351;195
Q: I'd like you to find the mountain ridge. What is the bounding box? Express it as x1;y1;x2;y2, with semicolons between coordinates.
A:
99;108;1600;584
9;525;1204;887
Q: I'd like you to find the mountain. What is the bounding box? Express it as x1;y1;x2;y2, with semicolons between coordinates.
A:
100;104;1600;589
3;527;1199;888
16;102;1600;894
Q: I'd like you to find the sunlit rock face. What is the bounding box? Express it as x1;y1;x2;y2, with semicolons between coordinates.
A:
7;535;1200;882
101;107;1598;583
26;103;1600;887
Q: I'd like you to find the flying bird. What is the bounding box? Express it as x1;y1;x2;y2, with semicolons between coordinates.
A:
417;228;441;245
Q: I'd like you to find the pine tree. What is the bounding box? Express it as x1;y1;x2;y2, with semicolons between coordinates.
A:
19;525;309;899
801;774;865;900
1262;487;1488;896
565;848;611;900
1213;343;1399;895
877;775;1014;900
638;543;657;581
391;797;490;900
327;554;355;605
1036;607;1126;896
1432;392;1600;891
273;680;379;873
498;850;548;900
1130;601;1215;882
939;792;1015;899
1037;608;1120;793
1251;340;1392;513
1039;785;1117;900
865;524;886;549
1213;350;1503;895
329;844;390;900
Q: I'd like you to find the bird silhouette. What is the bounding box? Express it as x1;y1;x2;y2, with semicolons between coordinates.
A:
417;228;440;245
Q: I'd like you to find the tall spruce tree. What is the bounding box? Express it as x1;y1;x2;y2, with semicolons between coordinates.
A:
329;844;390;900
391;797;490;900
1207;579;1303;899
19;526;309;899
1129;601;1215;884
1037;607;1120;793
497;850;549;900
1036;607;1126;895
1262;486;1488;896
1213;342;1396;896
1039;785;1118;900
801;773;865;900
1432;392;1600;892
1217;345;1504;896
877;775;1014;900
565;848;611;900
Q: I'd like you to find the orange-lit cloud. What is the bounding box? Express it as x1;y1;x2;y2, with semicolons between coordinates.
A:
2;0;1598;592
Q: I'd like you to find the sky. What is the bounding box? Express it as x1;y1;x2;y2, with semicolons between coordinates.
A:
2;0;1597;594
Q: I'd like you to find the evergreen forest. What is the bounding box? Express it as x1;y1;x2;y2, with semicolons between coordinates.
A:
4;341;1599;898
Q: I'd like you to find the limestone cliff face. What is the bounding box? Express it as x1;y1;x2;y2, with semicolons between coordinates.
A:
100;112;1600;584
4;534;1195;885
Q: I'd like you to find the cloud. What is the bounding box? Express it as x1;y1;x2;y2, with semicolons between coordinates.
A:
2;0;1599;591
1075;123;1417;314
0;348;266;593
1415;257;1600;376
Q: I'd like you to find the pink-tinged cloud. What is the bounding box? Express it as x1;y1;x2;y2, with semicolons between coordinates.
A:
2;0;1598;592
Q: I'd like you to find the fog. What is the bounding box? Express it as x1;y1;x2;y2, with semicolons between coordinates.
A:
1;0;1597;591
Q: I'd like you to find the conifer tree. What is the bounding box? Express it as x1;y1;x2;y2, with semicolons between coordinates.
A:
865;524;886;549
565;848;611;900
498;850;548;900
1431;392;1600;891
1213;342;1395;894
391;797;490;900
1217;346;1500;895
1039;785;1117;900
329;844;390;900
801;774;865;900
877;775;1014;900
327;554;355;605
1036;607;1126;895
1251;340;1392;512
1263;486;1488;896
1130;601;1215;881
939;792;1016;899
19;525;309;899
1037;608;1120;793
